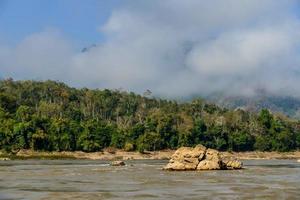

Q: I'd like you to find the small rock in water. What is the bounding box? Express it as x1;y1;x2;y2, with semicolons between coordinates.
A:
223;159;243;169
163;145;243;171
110;160;126;166
0;157;11;161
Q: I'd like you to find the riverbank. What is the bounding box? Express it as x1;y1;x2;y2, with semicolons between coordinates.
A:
1;149;300;160
0;149;173;160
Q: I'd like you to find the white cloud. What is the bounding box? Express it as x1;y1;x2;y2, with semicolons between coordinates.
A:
0;29;74;81
1;0;300;98
186;23;300;75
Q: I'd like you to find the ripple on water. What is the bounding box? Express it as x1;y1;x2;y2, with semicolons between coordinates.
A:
0;159;300;200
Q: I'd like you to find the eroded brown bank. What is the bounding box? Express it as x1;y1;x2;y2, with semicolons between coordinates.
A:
1;148;300;160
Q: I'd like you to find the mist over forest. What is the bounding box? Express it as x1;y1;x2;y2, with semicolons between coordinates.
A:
1;1;300;98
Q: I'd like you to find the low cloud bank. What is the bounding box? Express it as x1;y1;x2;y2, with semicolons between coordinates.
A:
1;0;300;98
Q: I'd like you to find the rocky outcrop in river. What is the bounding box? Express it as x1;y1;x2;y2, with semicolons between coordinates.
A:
163;145;242;170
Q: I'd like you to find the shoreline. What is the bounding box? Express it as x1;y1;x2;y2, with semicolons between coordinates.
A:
1;149;300;160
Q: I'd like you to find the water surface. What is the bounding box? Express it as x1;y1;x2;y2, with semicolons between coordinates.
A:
0;159;299;200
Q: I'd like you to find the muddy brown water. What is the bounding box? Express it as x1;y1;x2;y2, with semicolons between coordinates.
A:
0;159;299;200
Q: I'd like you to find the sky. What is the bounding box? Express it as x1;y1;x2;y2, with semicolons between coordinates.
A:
1;0;300;98
0;0;122;46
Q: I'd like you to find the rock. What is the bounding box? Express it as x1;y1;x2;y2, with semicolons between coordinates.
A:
163;145;242;171
197;148;222;170
197;160;221;170
163;161;186;170
0;157;10;161
163;145;206;170
204;148;221;161
224;159;243;169
110;160;126;166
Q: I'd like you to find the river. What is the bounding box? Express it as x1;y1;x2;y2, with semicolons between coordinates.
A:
0;159;299;200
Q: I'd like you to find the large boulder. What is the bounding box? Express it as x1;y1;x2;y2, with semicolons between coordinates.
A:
163;145;242;171
163;145;206;171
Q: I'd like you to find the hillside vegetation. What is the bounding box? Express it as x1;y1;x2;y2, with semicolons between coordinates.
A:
0;79;300;153
209;93;300;119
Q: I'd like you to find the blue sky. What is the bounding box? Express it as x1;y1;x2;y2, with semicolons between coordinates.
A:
0;0;122;47
0;0;300;97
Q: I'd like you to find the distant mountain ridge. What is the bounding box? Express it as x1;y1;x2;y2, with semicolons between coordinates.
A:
207;94;300;119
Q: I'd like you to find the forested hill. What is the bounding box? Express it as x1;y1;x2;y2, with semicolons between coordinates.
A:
0;79;300;153
208;94;300;119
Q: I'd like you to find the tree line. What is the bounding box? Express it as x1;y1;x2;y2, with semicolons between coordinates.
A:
0;79;300;153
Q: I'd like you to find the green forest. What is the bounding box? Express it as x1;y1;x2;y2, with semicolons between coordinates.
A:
0;79;300;153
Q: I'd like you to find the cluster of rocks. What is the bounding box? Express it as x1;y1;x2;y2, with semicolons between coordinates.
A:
163;145;242;171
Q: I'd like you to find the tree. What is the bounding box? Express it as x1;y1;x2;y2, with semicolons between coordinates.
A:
137;132;162;152
191;118;207;145
49;119;72;151
31;129;49;150
0;79;299;153
228;131;254;151
254;135;272;151
273;130;295;152
258;109;273;129
78;120;112;152
0;93;17;113
110;130;125;149
16;106;33;122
